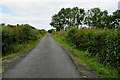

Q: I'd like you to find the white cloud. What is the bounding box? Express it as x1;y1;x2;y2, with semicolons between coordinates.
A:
0;1;119;30
1;0;120;2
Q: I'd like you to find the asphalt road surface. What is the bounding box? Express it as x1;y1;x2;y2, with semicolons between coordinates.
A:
3;34;82;78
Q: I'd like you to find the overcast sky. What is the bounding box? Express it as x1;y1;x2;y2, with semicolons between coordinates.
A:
0;0;120;30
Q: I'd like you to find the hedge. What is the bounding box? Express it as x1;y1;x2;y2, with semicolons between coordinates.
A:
1;24;46;56
66;27;120;68
53;27;120;68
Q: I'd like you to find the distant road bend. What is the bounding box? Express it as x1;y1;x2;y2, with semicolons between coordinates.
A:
3;34;82;78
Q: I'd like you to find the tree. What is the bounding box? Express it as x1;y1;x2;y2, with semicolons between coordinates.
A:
50;7;85;30
1;23;5;26
84;8;114;29
111;10;120;29
50;7;120;30
72;7;85;28
100;10;113;29
50;14;64;31
84;8;102;28
48;29;55;33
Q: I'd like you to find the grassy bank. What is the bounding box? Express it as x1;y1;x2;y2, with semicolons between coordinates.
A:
2;38;41;60
52;36;119;78
1;24;47;59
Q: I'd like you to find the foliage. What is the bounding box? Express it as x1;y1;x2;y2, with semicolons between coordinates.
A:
1;24;46;56
2;38;41;60
111;10;120;29
84;8;112;29
53;36;119;78
50;7;85;31
53;27;120;68
48;29;55;33
52;30;66;40
50;7;120;30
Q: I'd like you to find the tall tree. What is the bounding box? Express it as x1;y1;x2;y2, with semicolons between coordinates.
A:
100;10;112;29
84;8;102;28
50;7;85;30
50;7;120;30
72;7;85;28
111;10;120;29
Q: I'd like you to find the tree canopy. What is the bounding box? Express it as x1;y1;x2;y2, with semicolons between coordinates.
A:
50;7;120;31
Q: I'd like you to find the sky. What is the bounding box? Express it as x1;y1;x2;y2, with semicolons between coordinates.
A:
0;0;120;30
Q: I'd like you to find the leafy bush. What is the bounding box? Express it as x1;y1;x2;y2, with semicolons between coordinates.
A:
52;30;66;40
66;27;119;68
1;24;46;56
54;27;120;68
66;27;78;43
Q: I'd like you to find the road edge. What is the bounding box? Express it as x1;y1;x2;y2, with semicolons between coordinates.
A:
2;38;42;73
53;37;101;79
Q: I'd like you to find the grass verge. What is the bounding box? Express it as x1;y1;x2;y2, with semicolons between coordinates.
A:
52;36;119;78
2;38;41;60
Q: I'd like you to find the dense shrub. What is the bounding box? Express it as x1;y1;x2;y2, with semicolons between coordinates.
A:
54;27;120;68
1;24;46;56
66;27;120;68
52;30;66;40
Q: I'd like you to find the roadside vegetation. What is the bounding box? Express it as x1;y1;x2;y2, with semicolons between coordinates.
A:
52;28;119;78
1;23;47;59
50;7;120;78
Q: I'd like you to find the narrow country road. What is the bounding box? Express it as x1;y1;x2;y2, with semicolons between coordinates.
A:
3;34;82;78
